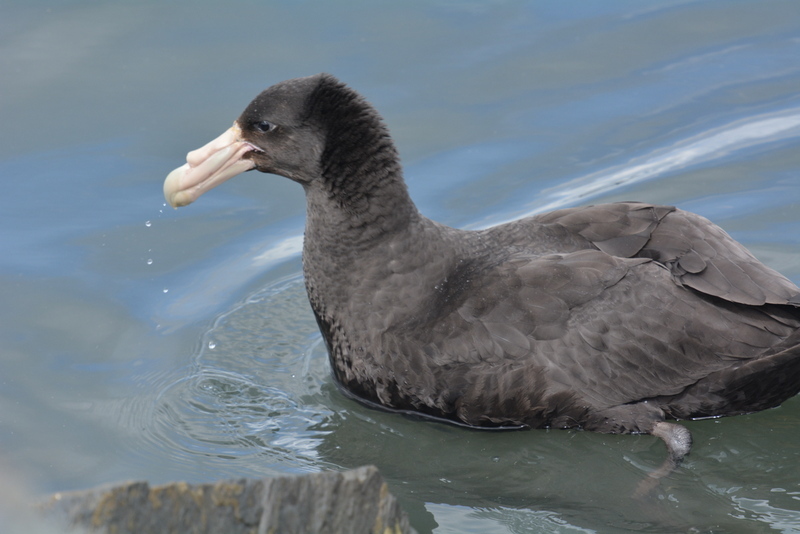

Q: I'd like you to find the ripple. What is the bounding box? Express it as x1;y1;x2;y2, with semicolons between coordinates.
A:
128;276;335;476
152;368;328;461
482;105;800;228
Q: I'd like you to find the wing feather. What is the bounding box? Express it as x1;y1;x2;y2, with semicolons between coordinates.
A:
533;202;800;306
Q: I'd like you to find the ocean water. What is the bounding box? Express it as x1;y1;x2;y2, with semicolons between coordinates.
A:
3;1;800;532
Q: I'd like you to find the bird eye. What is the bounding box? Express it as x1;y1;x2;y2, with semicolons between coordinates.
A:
254;120;275;133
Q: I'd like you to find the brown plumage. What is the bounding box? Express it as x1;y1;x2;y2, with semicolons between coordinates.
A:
164;74;800;483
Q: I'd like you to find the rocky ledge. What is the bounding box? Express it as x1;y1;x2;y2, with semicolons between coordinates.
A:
39;465;416;534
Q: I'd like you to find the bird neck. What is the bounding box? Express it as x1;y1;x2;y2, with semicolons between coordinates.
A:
301;168;421;276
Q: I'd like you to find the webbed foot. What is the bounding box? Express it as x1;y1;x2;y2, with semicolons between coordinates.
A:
634;421;692;498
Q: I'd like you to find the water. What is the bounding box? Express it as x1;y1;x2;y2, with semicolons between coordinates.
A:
3;1;800;532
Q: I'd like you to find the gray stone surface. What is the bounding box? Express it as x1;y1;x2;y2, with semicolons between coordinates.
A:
39;466;416;534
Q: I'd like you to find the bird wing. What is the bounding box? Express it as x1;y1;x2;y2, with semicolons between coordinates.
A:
534;202;800;306
403;246;800;426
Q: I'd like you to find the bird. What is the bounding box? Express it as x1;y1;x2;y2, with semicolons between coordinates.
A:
164;73;800;483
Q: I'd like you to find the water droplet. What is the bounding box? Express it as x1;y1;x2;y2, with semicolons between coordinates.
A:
146;259;153;265
207;341;216;349
162;288;169;294
145;220;152;227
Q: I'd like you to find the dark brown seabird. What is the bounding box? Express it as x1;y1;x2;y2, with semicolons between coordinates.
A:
164;74;800;485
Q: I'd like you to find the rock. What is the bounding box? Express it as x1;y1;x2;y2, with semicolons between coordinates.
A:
39;466;416;534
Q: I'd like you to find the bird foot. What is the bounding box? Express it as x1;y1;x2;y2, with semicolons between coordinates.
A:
634;421;692;498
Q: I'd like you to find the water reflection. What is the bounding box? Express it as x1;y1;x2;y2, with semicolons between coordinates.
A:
142;277;334;478
520;106;800;218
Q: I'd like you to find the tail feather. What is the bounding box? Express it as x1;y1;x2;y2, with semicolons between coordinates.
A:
664;332;800;419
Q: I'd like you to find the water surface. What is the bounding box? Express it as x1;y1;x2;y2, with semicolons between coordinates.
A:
3;2;800;532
